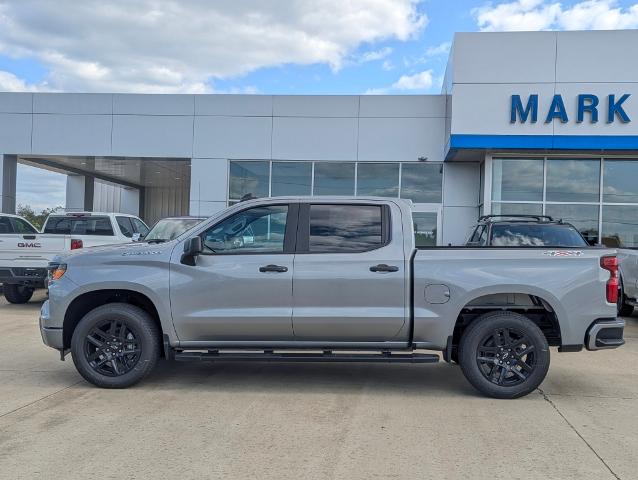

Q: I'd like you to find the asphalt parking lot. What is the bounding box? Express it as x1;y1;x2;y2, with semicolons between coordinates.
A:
0;291;636;480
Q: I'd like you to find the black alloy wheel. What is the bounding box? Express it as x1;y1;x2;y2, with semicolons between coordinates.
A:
476;327;536;387
84;320;142;377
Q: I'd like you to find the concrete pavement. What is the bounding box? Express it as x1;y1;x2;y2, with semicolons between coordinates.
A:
0;291;636;479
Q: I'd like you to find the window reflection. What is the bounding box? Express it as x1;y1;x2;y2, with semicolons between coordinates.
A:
309;205;382;252
491;203;543;216
492;159;543;202
545;204;599;245
602;205;638;248
313;163;355;195
357;163;399;197
400;163;442;203
546;159;600;202
229;161;269;199
271;162;312;196
603;160;638;203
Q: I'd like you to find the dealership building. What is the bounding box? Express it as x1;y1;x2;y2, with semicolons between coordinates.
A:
1;29;638;246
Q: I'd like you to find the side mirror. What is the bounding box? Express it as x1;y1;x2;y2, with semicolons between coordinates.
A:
132;233;142;242
181;236;203;266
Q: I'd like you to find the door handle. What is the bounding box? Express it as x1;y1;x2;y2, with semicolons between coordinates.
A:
259;264;288;273
369;264;399;273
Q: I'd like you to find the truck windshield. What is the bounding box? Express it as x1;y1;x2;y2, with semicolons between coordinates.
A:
145;218;204;242
43;216;114;236
491;224;588;247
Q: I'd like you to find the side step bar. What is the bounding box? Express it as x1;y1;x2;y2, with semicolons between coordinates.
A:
174;350;440;364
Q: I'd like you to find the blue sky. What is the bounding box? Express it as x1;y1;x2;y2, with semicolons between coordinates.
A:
3;0;638;211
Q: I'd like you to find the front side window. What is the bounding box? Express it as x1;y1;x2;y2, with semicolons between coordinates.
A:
0;217;12;234
132;218;150;236
116;216;134;238
308;204;383;253
202;205;288;254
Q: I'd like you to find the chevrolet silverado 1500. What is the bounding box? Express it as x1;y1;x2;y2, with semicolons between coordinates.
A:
40;197;625;398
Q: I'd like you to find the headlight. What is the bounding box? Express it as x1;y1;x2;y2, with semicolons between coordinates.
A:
47;263;67;284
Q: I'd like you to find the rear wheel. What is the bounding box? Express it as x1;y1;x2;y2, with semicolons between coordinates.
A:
3;284;35;304
458;311;550;399
71;303;160;388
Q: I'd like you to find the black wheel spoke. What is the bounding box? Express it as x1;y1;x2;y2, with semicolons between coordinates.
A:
476;326;537;388
84;319;141;377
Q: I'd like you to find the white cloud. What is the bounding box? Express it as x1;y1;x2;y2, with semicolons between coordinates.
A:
358;47;393;63
474;0;638;32
16;164;66;212
0;0;426;93
0;70;41;91
393;69;434;90
365;69;434;94
425;41;451;57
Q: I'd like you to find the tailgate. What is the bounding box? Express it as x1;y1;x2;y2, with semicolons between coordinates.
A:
0;234;70;265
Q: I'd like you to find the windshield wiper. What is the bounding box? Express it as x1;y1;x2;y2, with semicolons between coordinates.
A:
146;238;168;244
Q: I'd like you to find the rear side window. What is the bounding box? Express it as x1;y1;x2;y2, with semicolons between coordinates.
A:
491;224;588;247
307;204;385;253
44;216;115;236
0;217;12;234
116;216;134;237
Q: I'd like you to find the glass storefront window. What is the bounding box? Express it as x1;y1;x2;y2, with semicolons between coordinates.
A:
602;205;638;248
546;159;600;202
492;159;543;202
229;161;269;200
356;163;399;197
412;212;438;247
271;162;312;196
603;160;638;203
545;204;599;245
491;203;543;216
400;163;442;203
313;162;355;195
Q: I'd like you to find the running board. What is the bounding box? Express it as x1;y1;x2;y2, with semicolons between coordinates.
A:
174;350;440;364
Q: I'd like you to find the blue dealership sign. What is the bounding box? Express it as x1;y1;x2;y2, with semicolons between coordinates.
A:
511;94;631;124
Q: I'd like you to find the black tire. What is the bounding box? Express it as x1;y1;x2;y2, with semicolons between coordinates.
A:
458;311;550;399
3;284;35;304
71;303;160;388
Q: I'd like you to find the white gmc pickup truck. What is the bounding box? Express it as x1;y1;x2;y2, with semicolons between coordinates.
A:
1;212;148;304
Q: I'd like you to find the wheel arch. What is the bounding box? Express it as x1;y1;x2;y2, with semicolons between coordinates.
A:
451;289;563;355
63;289;164;350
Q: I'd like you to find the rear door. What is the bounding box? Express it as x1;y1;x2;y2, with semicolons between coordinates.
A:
291;202;408;342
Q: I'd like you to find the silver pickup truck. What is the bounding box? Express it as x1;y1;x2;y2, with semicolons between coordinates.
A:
40;197;625;399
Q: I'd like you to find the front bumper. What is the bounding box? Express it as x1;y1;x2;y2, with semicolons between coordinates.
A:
39;300;64;349
586;318;625;351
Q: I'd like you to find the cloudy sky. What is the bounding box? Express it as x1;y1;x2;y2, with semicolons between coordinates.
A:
3;0;638;210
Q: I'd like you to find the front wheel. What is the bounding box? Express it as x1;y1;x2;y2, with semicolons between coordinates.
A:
71;303;160;388
3;284;35;304
458;311;550;399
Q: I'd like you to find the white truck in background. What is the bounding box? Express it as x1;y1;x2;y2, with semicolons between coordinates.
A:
0;212;149;304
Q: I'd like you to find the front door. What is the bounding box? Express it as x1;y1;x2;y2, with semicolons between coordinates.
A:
170;203;296;342
291;202;408;342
